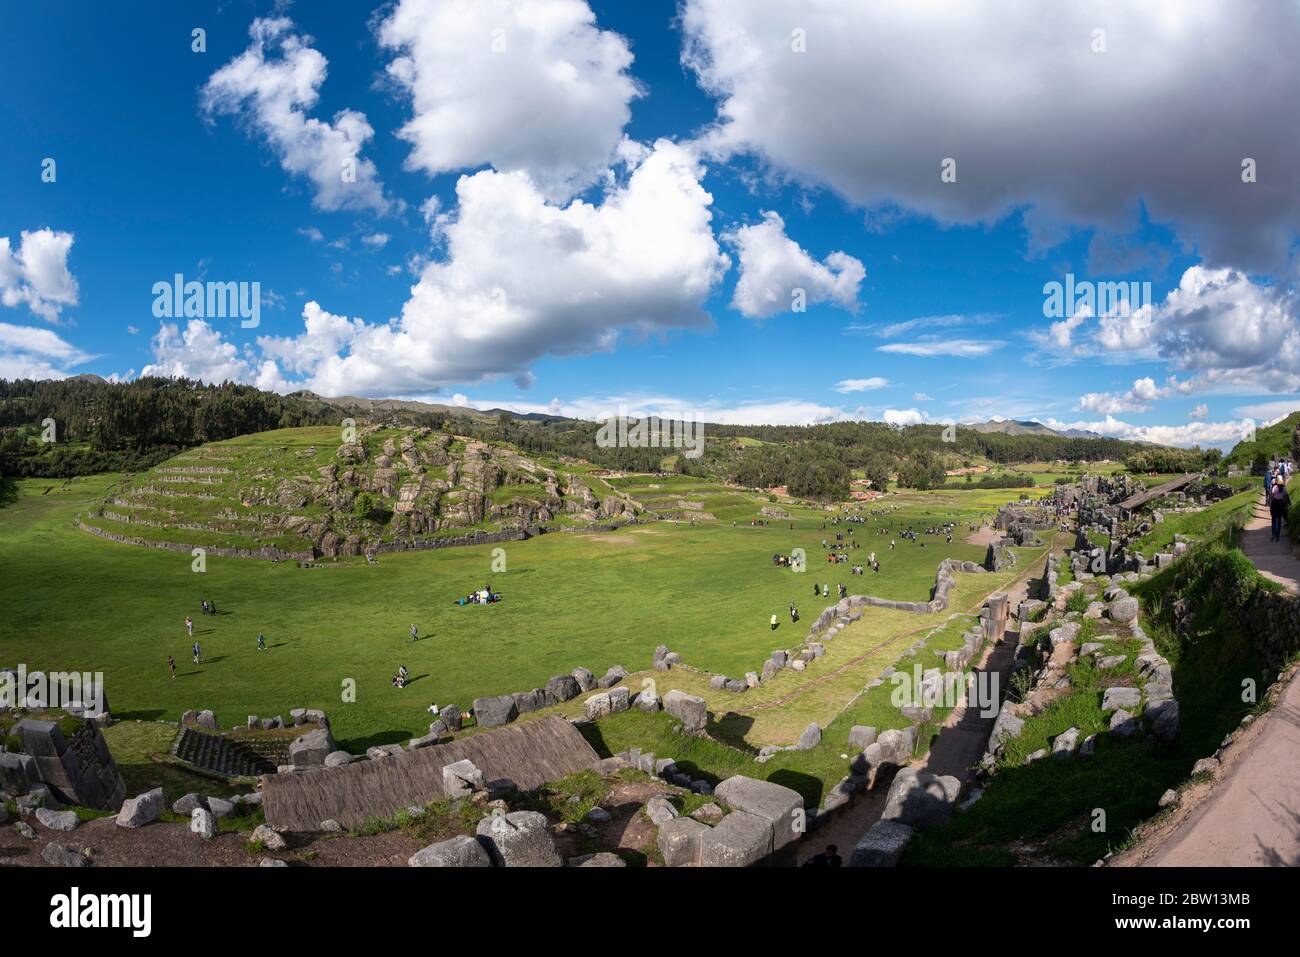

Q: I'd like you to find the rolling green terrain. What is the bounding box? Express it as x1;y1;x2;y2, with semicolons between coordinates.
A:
0;435;1043;759
1222;409;1300;470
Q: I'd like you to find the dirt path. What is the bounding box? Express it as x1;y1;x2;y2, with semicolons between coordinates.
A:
1239;495;1300;594
1114;497;1300;867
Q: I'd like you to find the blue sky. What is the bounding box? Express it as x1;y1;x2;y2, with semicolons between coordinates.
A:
4;0;1300;447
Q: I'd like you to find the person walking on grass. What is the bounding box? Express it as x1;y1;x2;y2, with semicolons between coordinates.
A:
185;615;193;639
257;633;266;652
410;623;418;643
770;614;779;631
192;641;201;665
1268;476;1291;542
167;655;176;679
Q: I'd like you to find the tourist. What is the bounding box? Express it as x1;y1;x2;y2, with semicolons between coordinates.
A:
427;702;440;716
208;600;217;616
399;665;410;681
1268;476;1291;542
770;613;779;631
167;655;176;679
192;641;201;665
803;843;843;867
410;623;418;642
185;615;193;638
200;599;209;616
257;633;266;652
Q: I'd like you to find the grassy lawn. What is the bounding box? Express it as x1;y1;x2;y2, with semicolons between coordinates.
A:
0;471;1033;755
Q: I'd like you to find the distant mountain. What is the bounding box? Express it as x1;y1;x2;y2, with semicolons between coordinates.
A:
292;391;573;424
1058;428;1105;439
968;418;1062;437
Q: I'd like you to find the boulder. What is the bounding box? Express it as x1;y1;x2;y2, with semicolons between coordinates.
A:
510;689;547;715
42;842;89;867
583;691;612;720
0;751;36;795
795;722;822;751
663;690;708;733
544;674;581;704
713;775;804;852
1109;708;1139;737
442;759;485;798
190;807;216;840
1146;698;1181;741
475;810;562;867
645;795;679;827
571;667;595;692
691;803;724;825
252;824;287;851
116;790;165;826
1101;686;1141;712
988;702;1024;751
36;808;79;832
409;834;492;867
608;686;630;713
698;810;774;867
657;816;709;867
288;727;336;767
879;768;961;830
1051;727;1080;757
1107;596;1140;623
848;820;914;867
572;852;627;867
324;750;357;767
473;694;518;728
596;665;627;689
876;727;915;765
848;725;878;749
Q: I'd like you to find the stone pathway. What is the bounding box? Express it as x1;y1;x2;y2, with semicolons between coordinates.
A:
795;543;1049;863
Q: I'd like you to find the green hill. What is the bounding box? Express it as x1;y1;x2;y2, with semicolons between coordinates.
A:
82;426;647;559
1223;409;1300;470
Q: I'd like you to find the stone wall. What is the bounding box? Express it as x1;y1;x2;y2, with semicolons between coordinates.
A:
12;716;126;811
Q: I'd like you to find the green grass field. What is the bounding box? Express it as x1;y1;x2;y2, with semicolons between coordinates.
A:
0;466;1037;757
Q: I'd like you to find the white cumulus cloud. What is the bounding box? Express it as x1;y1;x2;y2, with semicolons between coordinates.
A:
202;17;392;214
0;229;79;322
725;211;864;318
378;0;641;202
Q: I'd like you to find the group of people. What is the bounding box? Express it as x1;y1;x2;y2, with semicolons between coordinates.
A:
392;665;410;689
1266;460;1293;542
456;583;501;605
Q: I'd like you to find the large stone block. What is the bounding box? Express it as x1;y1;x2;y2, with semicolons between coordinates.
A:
409;834;492;867
849;820;914;867
442;759;484;798
288;727;336;767
713;775;804;852
657;816;709;867
663;690;708;733
698;810;774;867
879;768;961;831
472;694;518;728
116;788;165;828
475;810;562;867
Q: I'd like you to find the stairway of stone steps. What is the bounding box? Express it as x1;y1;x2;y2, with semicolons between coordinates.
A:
173;728;276;777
